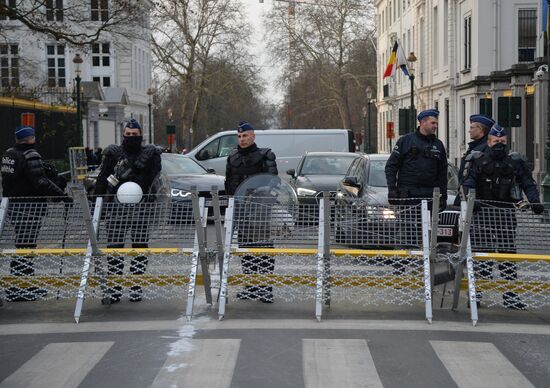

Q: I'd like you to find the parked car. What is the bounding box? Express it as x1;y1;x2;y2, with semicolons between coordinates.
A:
334;153;460;248
286;152;362;204
186;129;357;179
84;153;226;212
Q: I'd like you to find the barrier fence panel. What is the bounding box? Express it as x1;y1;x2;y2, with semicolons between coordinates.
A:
218;197;320;319
0;196;91;304
0;193;209;322
464;199;550;316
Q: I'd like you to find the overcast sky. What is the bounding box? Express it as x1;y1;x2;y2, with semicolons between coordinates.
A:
243;0;285;106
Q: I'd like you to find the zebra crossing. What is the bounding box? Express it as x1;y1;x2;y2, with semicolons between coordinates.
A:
0;331;545;388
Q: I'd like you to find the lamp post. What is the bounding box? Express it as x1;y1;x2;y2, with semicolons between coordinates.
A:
407;51;417;133
543;5;550;203
146;87;156;144
72;53;83;146
366;86;373;154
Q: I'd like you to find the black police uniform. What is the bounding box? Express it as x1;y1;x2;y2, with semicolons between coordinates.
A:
454;135;489;205
94;141;162;303
225;143;278;302
1;143;70;301
385;130;448;250
462;148;543;308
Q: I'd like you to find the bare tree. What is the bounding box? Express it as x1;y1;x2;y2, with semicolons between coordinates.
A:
0;0;145;46
265;0;375;130
151;0;251;148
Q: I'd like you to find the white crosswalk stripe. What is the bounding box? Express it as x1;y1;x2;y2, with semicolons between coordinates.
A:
0;337;538;388
0;342;114;388
302;339;383;388
430;340;535;388
150;339;241;388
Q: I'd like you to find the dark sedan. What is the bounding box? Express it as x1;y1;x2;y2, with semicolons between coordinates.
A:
85;153;226;207
335;153;460;248
286;152;362;204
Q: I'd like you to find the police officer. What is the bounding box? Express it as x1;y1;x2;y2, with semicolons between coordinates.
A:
462;124;544;309
94;119;162;303
225;121;278;302
454;114;494;205
1;125;71;301
385;109;448;209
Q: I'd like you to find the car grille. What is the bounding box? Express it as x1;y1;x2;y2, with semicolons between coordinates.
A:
315;191;337;200
439;210;460;226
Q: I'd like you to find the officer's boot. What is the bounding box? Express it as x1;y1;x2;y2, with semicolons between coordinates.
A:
258;255;275;303
129;254;148;302
237;255;259;300
102;254;124;304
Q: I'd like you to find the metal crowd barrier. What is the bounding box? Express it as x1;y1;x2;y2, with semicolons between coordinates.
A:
453;192;550;325
0;189;210;322
218;193;436;322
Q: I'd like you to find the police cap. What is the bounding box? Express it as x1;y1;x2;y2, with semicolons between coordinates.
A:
237;121;254;133
417;109;439;122
489;124;507;137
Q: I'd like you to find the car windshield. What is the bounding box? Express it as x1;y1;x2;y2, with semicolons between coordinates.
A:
300;155;358;175
162;156;207;175
367;160;388;187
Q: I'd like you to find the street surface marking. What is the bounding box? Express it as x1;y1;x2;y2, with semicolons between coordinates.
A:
0;341;113;388
430;340;535;388
150;339;240;388
303;339;383;388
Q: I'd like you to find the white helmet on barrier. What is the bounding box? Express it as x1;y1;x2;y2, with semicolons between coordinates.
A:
116;182;143;204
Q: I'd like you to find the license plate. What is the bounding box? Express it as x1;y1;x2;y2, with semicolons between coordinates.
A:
437;227;454;237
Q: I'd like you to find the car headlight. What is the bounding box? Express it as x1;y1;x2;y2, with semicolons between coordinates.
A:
171;188;192;198
297;187;317;196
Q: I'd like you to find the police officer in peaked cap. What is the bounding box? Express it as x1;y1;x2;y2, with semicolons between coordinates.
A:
461;124;544;309
225;121;278;303
385;109;448;209
454;114;494;205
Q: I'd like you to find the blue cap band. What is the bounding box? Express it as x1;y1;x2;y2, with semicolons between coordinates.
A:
470;114;495;128
237;121;254;133
417;109;439;122
15;126;35;139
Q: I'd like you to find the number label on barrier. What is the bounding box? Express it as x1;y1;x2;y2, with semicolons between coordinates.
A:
437;227;453;237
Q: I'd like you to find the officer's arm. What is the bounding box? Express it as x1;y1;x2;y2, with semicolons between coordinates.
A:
94;145;119;195
139;149;162;194
25;151;65;197
384;138;404;188
515;158;541;203
264;150;278;175
438;145;448;196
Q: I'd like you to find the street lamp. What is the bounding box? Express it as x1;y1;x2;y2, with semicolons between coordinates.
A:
366;86;373;154
407;51;417;133
72;53;83;146
146;87;156;144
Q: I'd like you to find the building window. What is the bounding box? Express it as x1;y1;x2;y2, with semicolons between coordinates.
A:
46;0;63;22
0;0;16;20
463;15;471;70
433;6;438;69
92;43;110;67
91;0;108;22
93;76;110;87
0;44;19;87
518;9;537;62
46;44;65;87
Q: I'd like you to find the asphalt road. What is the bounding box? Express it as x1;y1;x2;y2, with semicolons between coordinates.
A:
2;290;550;388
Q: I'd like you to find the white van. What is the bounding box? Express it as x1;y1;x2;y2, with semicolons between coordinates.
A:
187;129;357;177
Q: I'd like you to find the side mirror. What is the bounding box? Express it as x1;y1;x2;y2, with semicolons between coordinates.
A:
206;168;216;174
286;169;296;177
197;149;210;161
342;176;360;188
